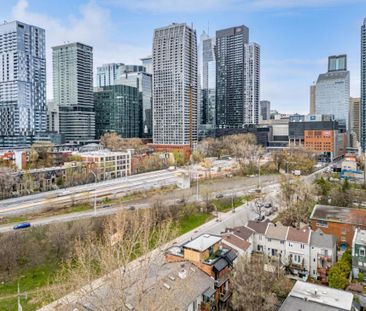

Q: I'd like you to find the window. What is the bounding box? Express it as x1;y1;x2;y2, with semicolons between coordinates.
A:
301;244;305;249
316;220;328;228
360;248;365;257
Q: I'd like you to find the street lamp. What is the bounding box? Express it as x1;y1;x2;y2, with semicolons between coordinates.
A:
90;171;97;216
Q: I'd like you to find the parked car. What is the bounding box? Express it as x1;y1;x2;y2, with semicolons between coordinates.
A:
216;193;224;199
13;222;31;230
101;205;111;209
176;198;185;204
255;215;265;222
264;203;272;209
128;206;136;211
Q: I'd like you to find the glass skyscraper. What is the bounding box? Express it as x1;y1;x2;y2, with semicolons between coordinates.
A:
115;71;152;138
94;85;141;139
315;55;350;130
216;25;260;128
199;31;216;127
52;42;95;142
96;63;124;87
0;21;47;147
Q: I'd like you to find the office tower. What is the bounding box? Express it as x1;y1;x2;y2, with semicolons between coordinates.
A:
0;21;47;147
260;100;270;121
216;25;250;128
96;63;124;87
116;71;152;137
361;19;366;150
244;42;260;124
152;23;198;147
141;56;153;75
315;55;350;130
47;100;59;133
199;31;216;127
94;85;141;138
310;84;316;114
350;97;361;142
53;42;95;142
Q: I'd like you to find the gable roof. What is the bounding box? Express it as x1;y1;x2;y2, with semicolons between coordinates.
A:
287;227;311;244
222;233;251;251
225;226;254;240
265;223;289;240
247;219;270;234
310;229;336;249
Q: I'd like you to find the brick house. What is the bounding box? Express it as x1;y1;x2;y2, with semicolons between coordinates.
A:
310;204;366;249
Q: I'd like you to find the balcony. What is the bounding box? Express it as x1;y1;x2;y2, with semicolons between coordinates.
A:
219;290;232;303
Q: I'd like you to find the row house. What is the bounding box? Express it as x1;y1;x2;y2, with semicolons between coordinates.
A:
165;234;237;310
241;220;336;280
310;229;337;283
352;228;366;281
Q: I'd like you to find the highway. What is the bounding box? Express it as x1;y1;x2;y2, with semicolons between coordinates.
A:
0;169;185;216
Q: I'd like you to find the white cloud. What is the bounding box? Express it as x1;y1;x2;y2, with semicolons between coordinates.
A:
108;0;360;13
11;0;150;99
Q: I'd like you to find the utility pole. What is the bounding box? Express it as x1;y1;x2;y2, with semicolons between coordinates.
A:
90;171;97;216
17;282;27;311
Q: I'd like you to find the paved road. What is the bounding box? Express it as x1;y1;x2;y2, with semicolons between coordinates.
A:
39;165;332;310
0;169;184;216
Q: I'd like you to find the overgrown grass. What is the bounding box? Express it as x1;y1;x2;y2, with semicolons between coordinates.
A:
212;195;254;212
0;263;59;311
177;213;213;235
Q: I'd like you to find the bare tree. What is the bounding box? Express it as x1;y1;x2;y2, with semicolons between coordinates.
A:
230;256;292;311
43;210;175;310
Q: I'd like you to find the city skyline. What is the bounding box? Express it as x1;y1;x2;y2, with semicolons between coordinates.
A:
1;0;366;114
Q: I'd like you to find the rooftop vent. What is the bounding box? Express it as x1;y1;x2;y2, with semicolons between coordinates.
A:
178;269;187;279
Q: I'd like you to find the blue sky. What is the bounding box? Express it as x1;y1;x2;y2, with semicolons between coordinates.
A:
1;0;366;113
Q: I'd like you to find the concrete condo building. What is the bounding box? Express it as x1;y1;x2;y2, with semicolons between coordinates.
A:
152;23;198;153
96;63;124;87
53;42;95;143
244;43;260;124
315;55;350;130
0;21;47;147
361;18;366;150
309;84;316;115
260;100;270;121
216;25;260;128
350;97;361;142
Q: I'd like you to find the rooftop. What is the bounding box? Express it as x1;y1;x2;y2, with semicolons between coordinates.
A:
225;226;254;241
354;228;366;245
247;219;270;234
317;70;349;83
222;233;251;252
265;223;289;240
183;234;222;252
74;150;130;157
310;204;366;227
48;261;215;311
279;280;353;311
287;226;311;244
310;229;336;249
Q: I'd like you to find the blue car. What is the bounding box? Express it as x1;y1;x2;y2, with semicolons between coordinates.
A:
13;222;31;230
